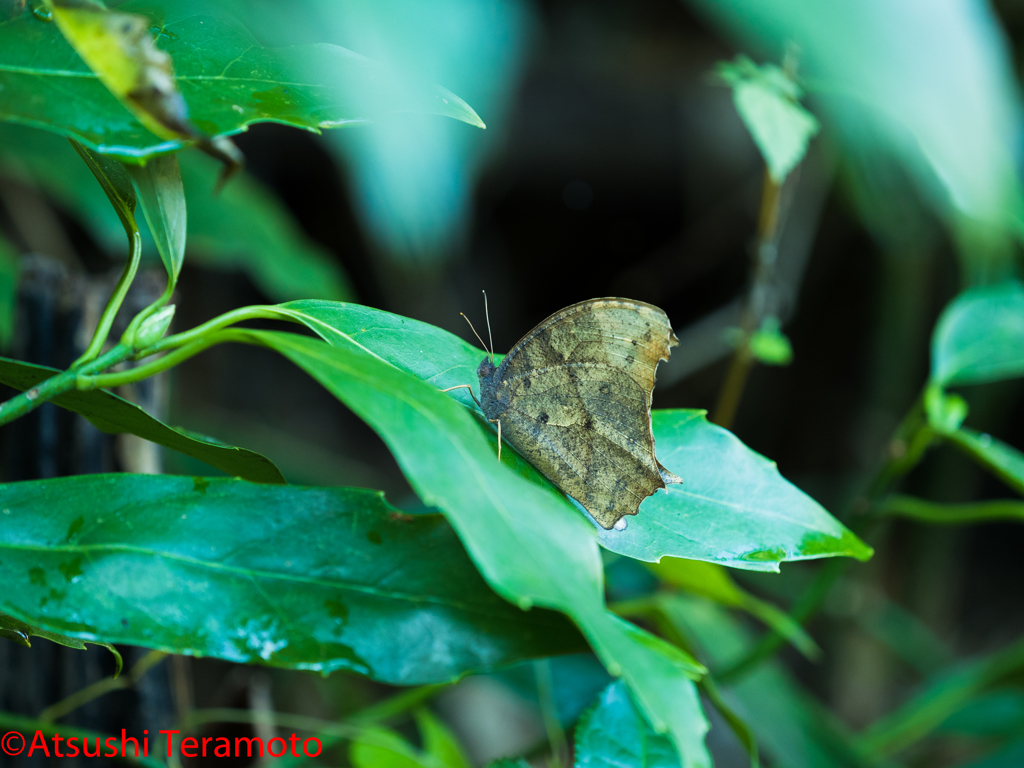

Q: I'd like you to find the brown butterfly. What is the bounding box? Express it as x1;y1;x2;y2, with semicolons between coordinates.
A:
445;297;681;531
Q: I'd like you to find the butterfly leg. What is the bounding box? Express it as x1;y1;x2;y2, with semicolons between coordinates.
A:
440;383;481;408
488;418;502;462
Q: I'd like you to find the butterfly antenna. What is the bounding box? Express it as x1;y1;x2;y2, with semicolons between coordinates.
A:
460;312;490;355
482;290;495;364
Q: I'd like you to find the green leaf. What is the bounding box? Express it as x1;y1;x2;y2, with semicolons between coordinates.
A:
239;329;712;767
717;55;818;183
70;138;136;228
882;494;1024;525
49;0;202;145
603;411;871;570
0;234;17;350
647;559;818;660
942;428;1024;497
415;709;471;768
0;611;123;676
272;301;869;571
748;316;793;366
126;153;185;287
0;474;583;682
0;3;483;159
0;356;286;483
931;282;1024;387
575;681;679;768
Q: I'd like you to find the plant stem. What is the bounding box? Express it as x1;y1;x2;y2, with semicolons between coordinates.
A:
38;650;166;723
76;328;252;391
72;217;142;369
0;344;131;427
881;495;1024;524
712;170;784;429
1;305;297;427
139;305;287;357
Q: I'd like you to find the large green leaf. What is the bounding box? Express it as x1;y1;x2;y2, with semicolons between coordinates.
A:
272;301;869;570
0;2;482;159
0;123;351;302
601;410;871;570
0;474;583;682
575;681;679;768
931;282;1024;387
239;329;712;768
0;356;286;483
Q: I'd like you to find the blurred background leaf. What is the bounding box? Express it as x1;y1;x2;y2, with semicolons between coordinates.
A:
688;0;1024;282
214;0;535;266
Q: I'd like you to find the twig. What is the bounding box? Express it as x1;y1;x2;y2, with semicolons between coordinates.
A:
38;650;167;723
712;170;786;429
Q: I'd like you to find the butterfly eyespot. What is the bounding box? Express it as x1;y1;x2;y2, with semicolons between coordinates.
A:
524;379;531;389
599;384;610;394
538;412;549;424
626;354;635;364
631;339;637;346
584;417;594;430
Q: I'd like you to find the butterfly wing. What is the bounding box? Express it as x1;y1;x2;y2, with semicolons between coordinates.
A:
493;298;679;529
